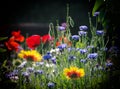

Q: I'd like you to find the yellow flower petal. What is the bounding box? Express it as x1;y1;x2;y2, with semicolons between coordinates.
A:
63;66;85;79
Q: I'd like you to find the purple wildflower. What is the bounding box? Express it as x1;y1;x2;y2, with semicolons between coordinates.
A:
22;72;30;77
68;55;76;61
80;59;87;63
96;30;104;35
34;70;44;75
58;44;67;50
51;57;56;64
78;31;87;36
26;67;34;73
67;47;76;52
71;35;79;40
17;46;23;52
93;12;100;16
106;62;113;67
6;69;18;78
61;22;67;28
87;53;98;59
57;26;66;31
79;25;88;31
47;82;55;88
79;49;87;54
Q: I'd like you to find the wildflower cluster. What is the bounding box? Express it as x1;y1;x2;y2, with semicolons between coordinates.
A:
3;11;111;89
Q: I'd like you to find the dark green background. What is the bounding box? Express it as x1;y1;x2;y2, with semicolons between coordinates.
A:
0;0;89;36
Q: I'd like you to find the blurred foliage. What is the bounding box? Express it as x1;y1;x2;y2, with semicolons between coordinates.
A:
0;37;11;84
0;37;8;41
90;0;120;89
90;0;120;47
0;37;7;52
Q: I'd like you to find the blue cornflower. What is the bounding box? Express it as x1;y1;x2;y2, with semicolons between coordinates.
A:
79;49;87;54
5;71;19;81
57;26;66;31
22;72;30;77
80;59;87;63
96;30;104;35
61;22;67;28
78;31;87;36
79;25;88;31
26;67;34;73
51;57;56;64
67;47;75;52
34;70;44;75
58;44;67;50
43;52;52;60
68;55;76;61
71;35;79;40
6;69;18;78
87;53;98;59
106;62;113;67
47;82;55;88
93;12;100;16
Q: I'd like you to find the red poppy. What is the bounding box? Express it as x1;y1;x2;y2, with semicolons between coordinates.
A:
11;30;24;42
41;34;53;44
5;37;20;52
26;35;41;49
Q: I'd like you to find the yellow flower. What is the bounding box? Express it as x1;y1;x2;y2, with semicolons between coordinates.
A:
18;50;42;62
63;66;85;79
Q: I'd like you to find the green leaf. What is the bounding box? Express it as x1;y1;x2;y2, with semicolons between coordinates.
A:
0;37;8;41
0;48;7;52
92;0;104;16
98;9;105;22
76;42;86;48
49;23;55;36
68;16;74;27
2;60;7;68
